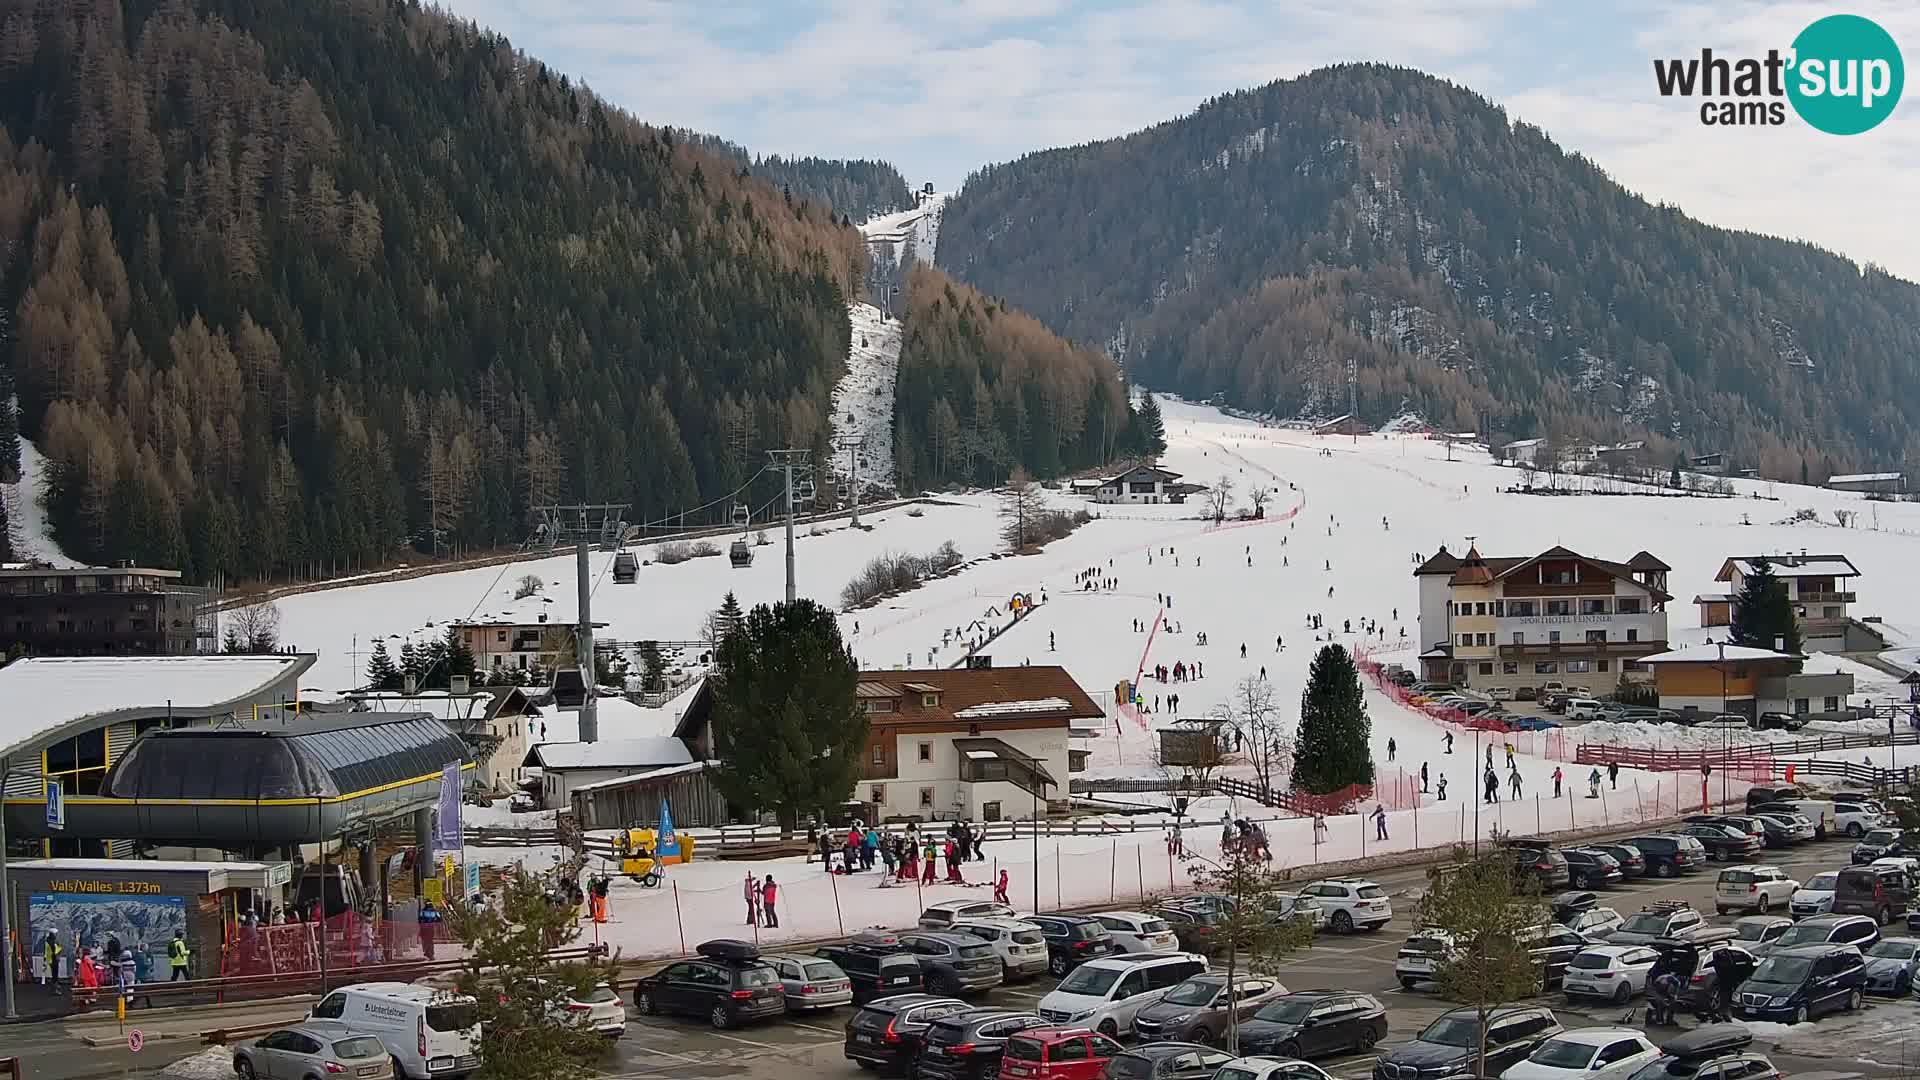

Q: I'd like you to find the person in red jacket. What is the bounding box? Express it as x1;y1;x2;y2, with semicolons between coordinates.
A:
760;875;779;928
921;842;937;884
993;869;1010;905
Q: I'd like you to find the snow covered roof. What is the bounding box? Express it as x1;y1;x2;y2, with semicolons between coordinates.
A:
523;737;693;770
1637;644;1802;665
1502;438;1546;449
0;654;315;759
954;698;1072;719
1717;555;1860;581
1828;472;1903;484
570;760;709;794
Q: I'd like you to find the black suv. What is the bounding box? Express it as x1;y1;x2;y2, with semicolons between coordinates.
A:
1562;849;1623;889
815;931;926;1003
1850;828;1916;864
1235;991;1389;1060
1500;840;1570;889
633;939;786;1029
845;994;969;1074
898;932;1004;996
1372;1005;1561;1079
1734;944;1866;1024
916;1008;1046;1080
1623;835;1707;877
1025;914;1116;976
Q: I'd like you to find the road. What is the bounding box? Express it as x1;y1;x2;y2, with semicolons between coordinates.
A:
16;829;1916;1080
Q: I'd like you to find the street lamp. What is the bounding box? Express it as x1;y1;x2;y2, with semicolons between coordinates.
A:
1716;640;1728;806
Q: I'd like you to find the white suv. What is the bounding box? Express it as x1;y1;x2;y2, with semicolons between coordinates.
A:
949;916;1051;980
1090;911;1180;953
1565;698;1606;721
1037;952;1209;1038
1713;865;1799;915
1833;801;1892;838
917;900;1016;930
1299;879;1393;933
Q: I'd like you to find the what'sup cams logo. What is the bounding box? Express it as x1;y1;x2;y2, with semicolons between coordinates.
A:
1654;14;1904;133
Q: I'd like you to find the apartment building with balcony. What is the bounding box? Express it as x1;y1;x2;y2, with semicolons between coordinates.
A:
1414;545;1671;691
0;564;214;657
1703;552;1880;652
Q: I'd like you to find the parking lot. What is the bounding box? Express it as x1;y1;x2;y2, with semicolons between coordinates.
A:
575;829;1920;1080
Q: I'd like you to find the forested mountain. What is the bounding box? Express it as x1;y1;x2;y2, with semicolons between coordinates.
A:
892;265;1145;492
939;63;1920;479
681;136;913;223
0;0;865;582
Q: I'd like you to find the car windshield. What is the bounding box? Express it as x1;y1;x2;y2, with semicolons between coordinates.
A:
803;963;843;980
1356;886;1387;899
1753;955;1814;982
1529;1039;1599;1068
1868;942;1918;960
736;967;777;987
576;985;620;1003
1417;1015;1480;1048
332;1037;385;1059
1011;930;1045;945
1805;873;1838;891
1772;925;1831;948
1254;999;1316;1024
1161;978;1222;1006
1620;913;1668;934
1140;919;1171;934
1866;831;1899;844
1570;953;1616;970
1071;922;1108;940
1005;1038;1045;1062
426;1004;477;1032
1057;964;1124;996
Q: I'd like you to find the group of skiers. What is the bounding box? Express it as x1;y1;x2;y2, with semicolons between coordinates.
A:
37;928;191;1004
1220;814;1272;861
742;873;781;927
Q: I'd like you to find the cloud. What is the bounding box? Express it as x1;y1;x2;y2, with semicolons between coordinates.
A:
430;0;1920;278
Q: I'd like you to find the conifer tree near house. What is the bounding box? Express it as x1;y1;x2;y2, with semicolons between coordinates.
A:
714;591;744;643
709;598;867;831
1729;555;1802;663
442;625;477;685
1294;643;1373;793
1134;392;1167;456
398;639;427;690
366;639;402;691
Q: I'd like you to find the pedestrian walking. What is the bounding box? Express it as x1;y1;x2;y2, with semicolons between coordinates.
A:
1372;804;1388;841
167;930;191;982
762;875;779;928
1505;743;1515;770
1509;767;1523;799
1387;737;1396;762
1588;768;1603;798
743;872;760;925
1483;767;1499;804
1420;761;1429;793
1608;761;1619;790
1437;775;1448;801
1444;731;1454;755
1551;766;1563;799
994;869;1010;906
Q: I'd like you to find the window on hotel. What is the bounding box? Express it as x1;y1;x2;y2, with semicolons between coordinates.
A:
1508;600;1537;617
871;785;886;803
1597;660;1610;672
1535;662;1559;674
1586;630;1607;644
1475;633;1489;646
919;787;935;808
1616;597;1643;614
1549;630;1561;643
1627;629;1639;643
1493;601;1505;617
918;742;932;762
1502;662;1519;675
1824;696;1840;712
1458;634;1470;647
1546;600;1571;616
871;745;885;766
1475;603;1488;616
1479;663;1493;675
1566;660;1590;673
1511;632;1524;645
1582;599;1609;615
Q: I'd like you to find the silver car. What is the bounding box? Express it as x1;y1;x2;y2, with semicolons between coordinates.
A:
762;952;854;1011
1862;938;1920;995
235;1024;392;1080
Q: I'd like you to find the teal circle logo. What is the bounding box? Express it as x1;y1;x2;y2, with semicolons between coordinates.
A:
1786;14;1904;134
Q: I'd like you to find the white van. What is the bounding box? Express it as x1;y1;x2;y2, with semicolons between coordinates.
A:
308;983;481;1079
1036;952;1207;1038
1565;698;1607;721
1769;799;1837;839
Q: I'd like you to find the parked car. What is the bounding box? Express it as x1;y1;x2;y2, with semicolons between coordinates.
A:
1590;843;1647;879
1395;925;1582;990
1561;945;1660;1003
541;980;627;1037
1684;815;1767;843
1564;698;1608;721
1742;814;1800;849
1693;713;1751;731
1754;812;1816;844
1733;944;1866;1024
1550;891;1598;925
1488;686;1514;701
1035;952;1209;1037
1370;1005;1562;1080
1502;1028;1661;1080
1849;828;1915;864
303;984;479;1080
1621;836;1707;878
1506;716;1561;732
1831;864;1912;925
1678;824;1761;863
1101;1043;1238;1080
1297;879;1393;933
1606;902;1704;945
1563;849;1624;889
1214;1059;1336;1080
815;931;926;1004
1833;801;1893;838
1502;842;1571;888
1153;905;1223;954
920;900;1019;930
1395;929;1453;989
1756;711;1807;731
1024;915;1117;977
1625;1025;1780;1080
844;993;969;1074
900;932;1006;996
761;953;854;1012
1730;916;1793;951
1090;911;1181;954
1756;799;1836;838
1266;892;1328;931
915;1008;1047;1080
1860;938;1920;995
1231;991;1388;1060
998;1026;1124;1080
1564;906;1625;940
1713;865;1799;915
1790;872;1840;919
234;1024;393;1080
633;939;785;1030
1129;973;1287;1045
1756;914;1879;957
951;917;1052;982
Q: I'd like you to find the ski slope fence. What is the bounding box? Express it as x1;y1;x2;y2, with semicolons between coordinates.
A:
1574;730;1920;771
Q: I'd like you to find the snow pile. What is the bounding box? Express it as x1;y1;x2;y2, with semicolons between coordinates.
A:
0;429;82;567
828;302;901;494
165;1048;239;1080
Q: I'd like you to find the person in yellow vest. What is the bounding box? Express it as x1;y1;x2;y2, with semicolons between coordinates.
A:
167;930;191;981
40;930;64;986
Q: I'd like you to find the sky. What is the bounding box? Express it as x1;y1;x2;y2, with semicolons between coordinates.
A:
436;0;1920;280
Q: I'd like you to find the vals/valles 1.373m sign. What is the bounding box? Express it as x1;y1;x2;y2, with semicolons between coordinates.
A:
1654;14;1904;133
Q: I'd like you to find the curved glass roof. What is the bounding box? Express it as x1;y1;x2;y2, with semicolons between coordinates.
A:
104;714;467;801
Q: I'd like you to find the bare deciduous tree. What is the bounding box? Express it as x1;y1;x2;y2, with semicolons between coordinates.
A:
1248;485;1271;517
1206;473;1234;522
1214;675;1292;794
222;599;282;654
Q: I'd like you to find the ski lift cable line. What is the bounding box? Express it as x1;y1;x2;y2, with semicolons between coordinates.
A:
631;465;775;531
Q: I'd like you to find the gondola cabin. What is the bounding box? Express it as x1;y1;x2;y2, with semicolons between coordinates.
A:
612;550;639;584
729;539;754;568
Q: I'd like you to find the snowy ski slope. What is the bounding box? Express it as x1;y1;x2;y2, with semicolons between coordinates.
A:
827;302;901;495
1;429;81;568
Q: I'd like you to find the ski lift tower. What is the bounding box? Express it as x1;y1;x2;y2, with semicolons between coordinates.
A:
766;449;816;604
531;503;630;552
836;435;867;528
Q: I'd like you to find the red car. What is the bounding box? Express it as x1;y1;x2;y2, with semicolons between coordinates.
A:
998;1027;1124;1080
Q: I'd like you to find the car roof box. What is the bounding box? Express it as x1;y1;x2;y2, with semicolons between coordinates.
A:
848;929;903;951
696;938;761;962
1660;1023;1753;1059
1551;890;1598;911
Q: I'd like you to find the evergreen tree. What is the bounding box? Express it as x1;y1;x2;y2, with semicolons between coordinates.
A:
635;640;666;693
366;639;402;691
399;639;428;690
713;592;744;643
442;626;477;684
1133;392;1167;456
709;598;868;830
1729;556;1802;659
1294;643;1373;793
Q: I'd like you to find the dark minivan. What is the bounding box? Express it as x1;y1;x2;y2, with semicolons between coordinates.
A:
1624;835;1707;877
1733;944;1865;1024
915;1007;1046;1080
632;939;786;1030
1372;1005;1562;1080
815;932;926;1004
1831;865;1913;926
844;994;969;1074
